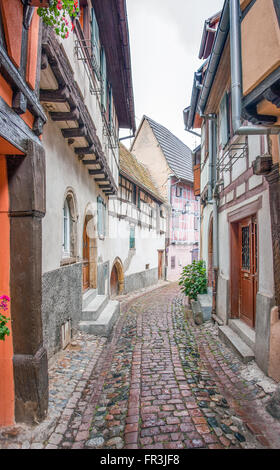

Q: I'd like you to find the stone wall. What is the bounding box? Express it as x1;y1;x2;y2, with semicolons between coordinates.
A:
124;267;158;294
42;262;83;358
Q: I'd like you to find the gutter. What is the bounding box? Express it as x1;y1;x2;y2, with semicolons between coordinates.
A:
199;0;280;136
229;0;280;136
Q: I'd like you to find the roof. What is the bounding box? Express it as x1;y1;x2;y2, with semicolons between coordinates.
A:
199;11;221;60
143;116;194;183
93;0;136;132
119;143;164;202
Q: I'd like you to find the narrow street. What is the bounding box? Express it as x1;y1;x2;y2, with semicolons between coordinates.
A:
1;283;280;450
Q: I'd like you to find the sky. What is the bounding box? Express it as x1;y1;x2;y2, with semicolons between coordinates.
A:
122;0;224;151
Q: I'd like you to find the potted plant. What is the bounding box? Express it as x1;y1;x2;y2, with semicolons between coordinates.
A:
0;295;10;341
36;0;80;39
179;260;207;301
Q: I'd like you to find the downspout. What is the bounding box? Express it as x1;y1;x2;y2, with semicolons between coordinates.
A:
230;0;280;136
165;174;175;280
207;115;219;316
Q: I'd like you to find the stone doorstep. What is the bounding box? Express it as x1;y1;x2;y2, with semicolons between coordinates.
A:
228;319;256;352
82;295;109;321
82;289;98;309
79;300;120;337
218;325;255;364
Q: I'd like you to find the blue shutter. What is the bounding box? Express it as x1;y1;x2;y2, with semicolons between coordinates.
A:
91;8;100;75
101;47;107;112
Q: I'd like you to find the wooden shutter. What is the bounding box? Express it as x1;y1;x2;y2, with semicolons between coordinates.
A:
91;8;100;75
101;47;107;112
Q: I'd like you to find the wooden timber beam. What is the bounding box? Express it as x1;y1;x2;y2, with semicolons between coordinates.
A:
75;146;95;155
61;125;86;138
40;87;70;103
88;169;106;175
50;107;79;121
0;44;46;125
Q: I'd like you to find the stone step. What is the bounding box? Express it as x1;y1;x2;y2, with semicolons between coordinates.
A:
82;289;98;309
218;325;255;364
82;295;108;321
197;292;212;322
228;319;256;352
79;300;120;337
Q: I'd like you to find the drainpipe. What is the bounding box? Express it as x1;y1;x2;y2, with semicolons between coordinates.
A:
207;114;219;316
165;174;175;280
230;0;280;136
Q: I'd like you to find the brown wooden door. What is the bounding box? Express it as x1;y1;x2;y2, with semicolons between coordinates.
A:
158;250;163;280
239;217;258;328
83;222;90;291
110;265;119;297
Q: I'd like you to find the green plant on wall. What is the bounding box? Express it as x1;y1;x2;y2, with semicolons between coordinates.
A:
37;0;79;39
179;260;207;301
0;295;10;341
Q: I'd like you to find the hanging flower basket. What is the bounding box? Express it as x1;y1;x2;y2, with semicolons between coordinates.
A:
37;0;80;39
0;295;10;341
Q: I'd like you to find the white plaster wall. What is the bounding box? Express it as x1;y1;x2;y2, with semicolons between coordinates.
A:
42;117;111;274
200;205;213;272
107;214;165;276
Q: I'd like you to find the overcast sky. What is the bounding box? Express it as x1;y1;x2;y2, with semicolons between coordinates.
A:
122;0;224;151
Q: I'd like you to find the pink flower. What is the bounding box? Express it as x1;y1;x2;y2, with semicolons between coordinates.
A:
0;295;10;302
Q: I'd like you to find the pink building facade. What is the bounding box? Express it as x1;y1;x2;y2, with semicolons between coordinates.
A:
167;177;200;281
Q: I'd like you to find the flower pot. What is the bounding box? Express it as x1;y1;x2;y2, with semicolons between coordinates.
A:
27;0;51;7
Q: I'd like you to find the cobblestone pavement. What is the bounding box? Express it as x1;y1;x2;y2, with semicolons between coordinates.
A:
1;282;280;450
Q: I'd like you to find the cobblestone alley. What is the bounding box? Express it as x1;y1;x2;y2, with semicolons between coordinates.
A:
1;283;280;450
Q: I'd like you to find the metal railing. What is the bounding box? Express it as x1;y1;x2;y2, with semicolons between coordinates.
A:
217;140;248;172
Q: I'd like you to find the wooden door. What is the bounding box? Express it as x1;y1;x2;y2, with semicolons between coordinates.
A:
110;265;119;297
158;250;164;280
239;217;258;328
83;222;90;291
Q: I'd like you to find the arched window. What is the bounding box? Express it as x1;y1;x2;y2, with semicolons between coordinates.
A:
63;199;71;257
62;191;77;261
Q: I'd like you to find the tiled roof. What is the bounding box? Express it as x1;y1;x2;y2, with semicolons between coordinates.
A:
144;115;194;183
119;143;163;201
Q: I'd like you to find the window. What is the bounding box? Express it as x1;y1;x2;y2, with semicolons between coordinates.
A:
62;191;77;260
176;186;182;198
63;199;71;257
129;226;135;249
194;216;199;231
97;195;106;238
100;47;107;112
171;256;176;270
220;92;230;148
91;7;100;76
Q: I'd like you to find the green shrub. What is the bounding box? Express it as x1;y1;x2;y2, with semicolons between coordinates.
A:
179;260;207;301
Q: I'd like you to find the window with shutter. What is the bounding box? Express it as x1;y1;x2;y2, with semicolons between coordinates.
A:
220;93;229;148
109;84;113;132
171;256;176;269
91;8;100;76
101;47;107;112
97;196;106;238
129;226;135;249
